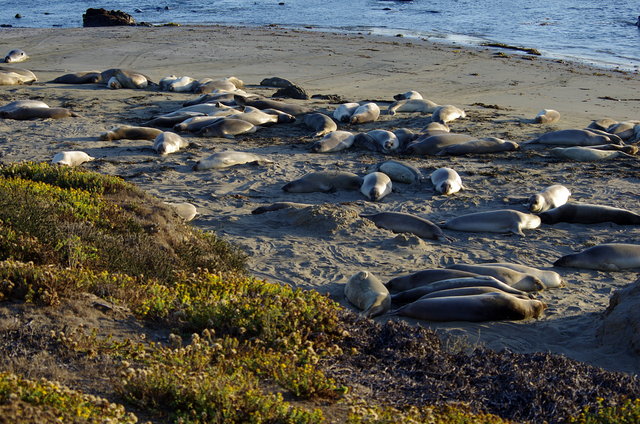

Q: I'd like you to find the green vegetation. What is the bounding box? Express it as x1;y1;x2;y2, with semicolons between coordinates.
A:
569;398;640;424
0;163;637;423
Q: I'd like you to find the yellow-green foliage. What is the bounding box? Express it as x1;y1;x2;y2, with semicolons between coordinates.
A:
0;372;139;424
117;332;328;423
569;398;640;424
346;403;515;424
0;162;246;279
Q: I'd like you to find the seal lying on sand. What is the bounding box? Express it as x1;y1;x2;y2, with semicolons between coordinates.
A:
344;271;391;318
311;131;356;153
385;269;482;292
549;146;635;161
391;291;546;322
554;243;640;271
0;65;37;85
360;211;449;242
282;171;363;193
303;113;337;137
525;129;617;146
194;151;273;171
360;172;392;201
51;151;94;167
447;264;545;292
539;203;640;225
153;132;189;155
443;209;541;236
534;109;561;124
100;125;163;141
4;49;29;63
51;71;102;84
527;184;571;213
430;167;464;195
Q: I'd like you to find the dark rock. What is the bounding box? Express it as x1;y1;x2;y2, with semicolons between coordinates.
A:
260;77;294;88
312;94;345;103
272;84;310;100
82;8;135;27
15;14;22;19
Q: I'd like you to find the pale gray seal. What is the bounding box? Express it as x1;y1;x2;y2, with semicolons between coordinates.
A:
350;102;380;124
51;151;94;167
100;125;163;141
164;202;198;221
227;106;279;126
360;172;392;201
436;137;519;156
103;69;149;89
153;132;188;155
0;106;78;120
360;211;449;242
234;94;313;116
370;160;421;184
549;146;634;161
430;167;464;195
431;105;466;124
587;118;618;132
527;184;571;213
194;151;273;171
387;99;438;115
526;129;616;146
311;130;355;153
478;262;564;289
447;264;545;292
0;65;37;85
534;109;561;124
539;203;640;225
443;209;541;236
303;113;337;137
344;271;391;318
282;171;363;193
251;202;312;215
393;90;423;100
391;291;546;322
554;243;640;271
197;118;258;138
4;49;28;63
174;116;227;133
385;269;482;292
354;130;399;154
333;102;360;122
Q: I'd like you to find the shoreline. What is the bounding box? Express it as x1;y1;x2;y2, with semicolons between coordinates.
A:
1;20;639;73
0;24;639;375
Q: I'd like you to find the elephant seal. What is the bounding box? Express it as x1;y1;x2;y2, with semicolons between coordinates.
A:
587;118;618;132
350;102;380;124
606;121;640;141
261;108;296;124
554;243;640;271
0;107;78;120
303;113;337;137
0;100;48;112
311;130;355;153
182;92;236;107
370;160;421;184
144;112;204;128
175;116;229;133
386;269;482;292
234;94;313;116
387;99;438;115
539;203;640;225
0;66;37;85
549;146;634;161
344;271;391;318
4;49;28;63
431;105;466;124
283;171;363;193
51;71;102;84
421;121;450;135
430;167;464;195
393;128;419;149
404;133;474;156
153;132;189;155
164;202;198;221
227;106;279;126
355;130;399;154
195;151;273;171
526;129;615;146
360;211;449;242
527;184;571;213
443;209;541;236
251;202;311;215
393;90;423;100
100;125;163;141
391;291;546;322
417;286;531;300
197;118;257;138
333;102;360;122
390;276;530;304
534;109;561;124
478;262;564;289
165;76;197;92
103;69;149;89
51;151;94;167
436;137;519;156
448;264;545;292
360;172;392;201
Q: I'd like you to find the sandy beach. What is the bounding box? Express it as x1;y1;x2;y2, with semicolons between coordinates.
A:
1;24;639;376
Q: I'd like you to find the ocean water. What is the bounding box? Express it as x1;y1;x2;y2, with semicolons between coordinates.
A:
1;0;639;71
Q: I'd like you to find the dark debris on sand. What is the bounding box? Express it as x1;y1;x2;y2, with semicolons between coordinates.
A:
324;311;640;424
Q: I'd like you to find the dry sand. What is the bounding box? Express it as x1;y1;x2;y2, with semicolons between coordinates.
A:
1;25;639;374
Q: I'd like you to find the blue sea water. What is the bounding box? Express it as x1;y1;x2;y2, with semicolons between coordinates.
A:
1;0;639;71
